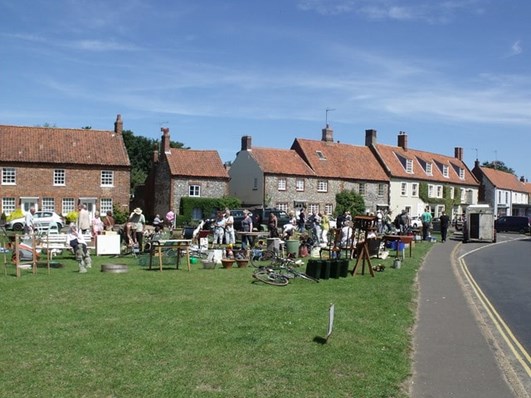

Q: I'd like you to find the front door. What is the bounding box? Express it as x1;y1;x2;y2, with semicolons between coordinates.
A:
79;198;97;220
21;197;39;213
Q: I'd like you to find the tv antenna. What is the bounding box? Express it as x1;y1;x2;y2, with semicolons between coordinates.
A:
325;108;335;126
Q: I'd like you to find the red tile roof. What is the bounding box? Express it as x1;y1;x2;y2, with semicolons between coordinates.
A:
248;147;316;176
292;138;388;181
0;125;130;166
480;167;527;192
166;148;229;178
374;143;478;186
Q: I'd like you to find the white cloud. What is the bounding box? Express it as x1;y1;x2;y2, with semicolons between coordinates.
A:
510;40;523;56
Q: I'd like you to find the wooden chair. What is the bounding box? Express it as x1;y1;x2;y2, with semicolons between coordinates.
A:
320;227;355;259
13;235;38;278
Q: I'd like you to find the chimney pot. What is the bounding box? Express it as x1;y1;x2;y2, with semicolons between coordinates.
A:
241;136;252;151
454;147;463;161
365;129;377;146
397;131;408;150
114;114;123;135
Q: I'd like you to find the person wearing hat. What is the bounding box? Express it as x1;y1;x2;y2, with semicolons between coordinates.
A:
129;207;146;251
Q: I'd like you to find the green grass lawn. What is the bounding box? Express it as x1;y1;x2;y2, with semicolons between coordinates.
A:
1;241;433;397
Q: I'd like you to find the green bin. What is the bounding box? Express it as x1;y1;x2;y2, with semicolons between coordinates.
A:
305;259;321;280
329;260;341;279
286;240;300;257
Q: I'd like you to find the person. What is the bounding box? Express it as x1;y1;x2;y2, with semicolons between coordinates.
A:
24;207;36;236
91;210;104;236
336;210;347;231
241;210;253;249
103;210;115;232
268;212;279;238
67;223;91;273
320;213;330;245
224;209;235;245
439;210;450;242
165;208;175;231
77;204;91;234
213;211;226;246
152;214;163;232
376;210;383;234
399;210;410;234
421;207;433;241
129;208;146;251
297;208;306;232
383;210;393;234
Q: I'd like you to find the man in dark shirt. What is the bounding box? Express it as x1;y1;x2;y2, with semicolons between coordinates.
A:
439;211;450;242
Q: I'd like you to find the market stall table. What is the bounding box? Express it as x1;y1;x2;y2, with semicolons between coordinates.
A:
149;239;192;272
382;235;414;258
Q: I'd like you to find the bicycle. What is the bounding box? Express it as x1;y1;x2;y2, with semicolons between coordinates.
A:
251;252;319;286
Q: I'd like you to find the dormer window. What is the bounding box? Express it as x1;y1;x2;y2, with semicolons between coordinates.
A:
316;150;326;160
426;163;432;176
442;165;449;178
406;159;413;174
459;168;465;179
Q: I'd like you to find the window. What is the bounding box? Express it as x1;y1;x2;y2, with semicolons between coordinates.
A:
101;170;114;186
325;203;333;215
425;163;432;175
411;183;419;197
316;150;326;160
100;198;113;214
401;182;407;196
406;159;413;174
442;165;449;178
359;183;366;195
42;198;55;212
436;186;443;198
317;180;328;192
295;179;305;192
378;184;385;196
62;198;75;214
54;169;65;186
2;198;16;216
308;203;319;214
276;202;288;212
428;184;434;197
2;168;16;185
189;185;200;197
459;168;465;179
450;187;455;199
277;178;287;191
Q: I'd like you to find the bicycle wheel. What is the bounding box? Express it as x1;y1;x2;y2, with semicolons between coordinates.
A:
250;249;277;268
287;268;319;283
252;270;289;286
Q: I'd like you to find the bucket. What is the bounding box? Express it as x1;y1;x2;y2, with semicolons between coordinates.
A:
393;258;401;269
286;240;300;256
266;238;280;253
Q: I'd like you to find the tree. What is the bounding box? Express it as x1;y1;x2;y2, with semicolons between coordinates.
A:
481;160;515;175
334;190;365;217
122;130;187;190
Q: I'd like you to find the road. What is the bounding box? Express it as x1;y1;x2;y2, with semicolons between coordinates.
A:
458;233;531;394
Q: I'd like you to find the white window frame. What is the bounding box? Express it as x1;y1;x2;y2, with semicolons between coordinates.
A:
325;203;333;216
428;184;434;198
2;198;16;216
317;180;328;193
100;198;113;214
277;178;287;191
426;163;433;176
401;182;407;196
442;165;449;178
62;198;75;215
450;187;455;199
406;159;413;174
436;185;443;198
54;169;65;186
101;170;114;186
308;203;319;214
359;183;366;196
276;202;288;212
42;198;55;212
295;179;305;192
189;185;200;197
459;168;465;179
378;183;385;196
411;183;419;197
2;167;16;185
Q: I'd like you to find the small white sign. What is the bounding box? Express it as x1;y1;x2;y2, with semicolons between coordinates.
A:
326;304;335;339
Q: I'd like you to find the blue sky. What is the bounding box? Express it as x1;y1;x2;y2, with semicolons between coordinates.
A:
1;0;530;180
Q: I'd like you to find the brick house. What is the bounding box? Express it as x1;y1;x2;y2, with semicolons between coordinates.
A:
229;126;389;216
366;129;479;220
145;128;230;220
0;115;131;220
471;163;529;217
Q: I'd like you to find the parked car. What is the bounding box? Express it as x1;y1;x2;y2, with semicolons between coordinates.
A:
494;216;530;234
6;211;64;231
409;216;423;229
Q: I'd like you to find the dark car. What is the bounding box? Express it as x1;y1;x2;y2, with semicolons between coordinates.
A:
494;216;530;234
229;209;247;231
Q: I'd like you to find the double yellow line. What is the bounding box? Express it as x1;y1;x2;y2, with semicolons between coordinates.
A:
458;244;531;379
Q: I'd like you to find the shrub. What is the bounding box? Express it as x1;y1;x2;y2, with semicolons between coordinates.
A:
7;208;24;222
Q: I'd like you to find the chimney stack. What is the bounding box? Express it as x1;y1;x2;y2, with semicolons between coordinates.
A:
241;136;252;151
365;129;377;146
397;131;408;150
114;114;123;135
161;127;171;154
454;147;463;161
520;176;526;182
321;124;334;142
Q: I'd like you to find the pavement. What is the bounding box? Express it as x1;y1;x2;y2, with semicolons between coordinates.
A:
410;237;528;398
